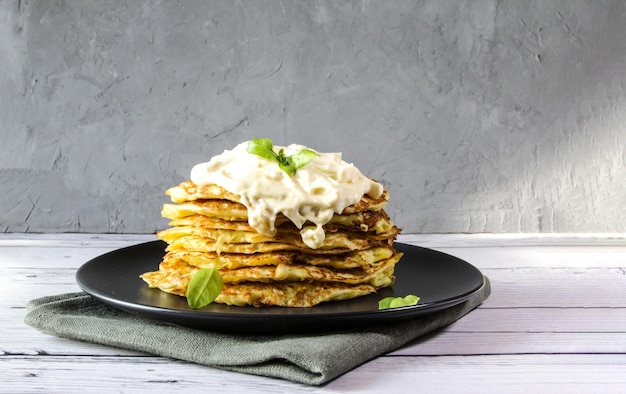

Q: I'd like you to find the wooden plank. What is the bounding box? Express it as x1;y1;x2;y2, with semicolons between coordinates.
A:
447;308;626;333
481;266;626;307
392;331;626;356
0;233;155;247
399;233;626;247
1;356;278;394
2;354;626;393
432;245;626;269
331;354;626;392
0;246;129;269
1;332;145;357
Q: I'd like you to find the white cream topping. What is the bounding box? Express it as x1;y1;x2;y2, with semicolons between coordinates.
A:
190;141;383;249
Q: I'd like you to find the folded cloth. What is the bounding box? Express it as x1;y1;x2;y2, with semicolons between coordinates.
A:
25;277;490;386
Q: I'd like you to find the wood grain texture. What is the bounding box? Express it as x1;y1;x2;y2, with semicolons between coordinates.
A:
2;233;625;393
4;355;626;393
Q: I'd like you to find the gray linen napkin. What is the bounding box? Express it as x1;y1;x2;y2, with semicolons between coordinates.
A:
25;277;490;385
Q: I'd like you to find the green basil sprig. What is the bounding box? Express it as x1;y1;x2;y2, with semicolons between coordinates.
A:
378;294;420;310
186;268;224;309
247;138;319;176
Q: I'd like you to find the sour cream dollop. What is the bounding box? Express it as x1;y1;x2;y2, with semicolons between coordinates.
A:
190;141;383;249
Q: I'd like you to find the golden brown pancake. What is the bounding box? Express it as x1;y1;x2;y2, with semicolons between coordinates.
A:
166;181;242;203
140;254;400;307
167;209;398;235
166;180;389;210
144;253;399;286
217;282;379;307
162;200;249;221
164;181;390;214
164;235;391;255
164;245;396;270
157;225;398;248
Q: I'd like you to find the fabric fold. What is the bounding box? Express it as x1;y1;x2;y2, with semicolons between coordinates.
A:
25;277;490;385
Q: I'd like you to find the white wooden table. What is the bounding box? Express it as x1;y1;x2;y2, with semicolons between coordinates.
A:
2;233;625;393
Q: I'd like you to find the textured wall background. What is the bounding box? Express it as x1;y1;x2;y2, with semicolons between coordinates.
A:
1;0;626;234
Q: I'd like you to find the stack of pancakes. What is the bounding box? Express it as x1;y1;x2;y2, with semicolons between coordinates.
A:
140;180;403;307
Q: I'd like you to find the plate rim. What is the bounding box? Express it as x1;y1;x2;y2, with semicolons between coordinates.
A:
76;241;485;332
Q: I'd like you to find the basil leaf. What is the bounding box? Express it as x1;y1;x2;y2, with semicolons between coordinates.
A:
279;161;296;176
186;268;224;309
378;294;420;310
290;148;319;169
253;138;274;150
247;138;277;161
378;297;394;309
246;138;318;176
276;149;290;166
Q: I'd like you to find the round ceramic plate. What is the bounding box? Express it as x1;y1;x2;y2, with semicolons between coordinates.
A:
76;241;485;334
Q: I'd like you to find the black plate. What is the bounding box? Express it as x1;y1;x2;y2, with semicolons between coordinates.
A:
76;241;485;334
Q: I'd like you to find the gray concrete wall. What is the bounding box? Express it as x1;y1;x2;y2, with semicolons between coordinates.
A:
2;0;625;234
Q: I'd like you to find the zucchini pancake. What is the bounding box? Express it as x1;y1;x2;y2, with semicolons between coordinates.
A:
140;140;403;307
